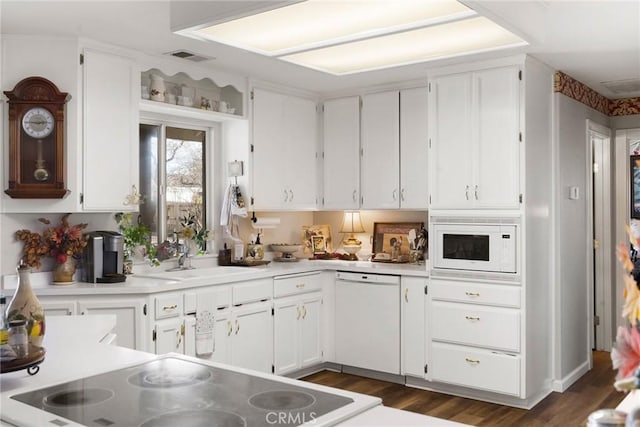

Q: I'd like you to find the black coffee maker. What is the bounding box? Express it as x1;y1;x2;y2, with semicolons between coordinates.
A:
83;231;126;283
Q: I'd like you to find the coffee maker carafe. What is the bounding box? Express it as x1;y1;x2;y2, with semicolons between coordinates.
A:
83;231;126;283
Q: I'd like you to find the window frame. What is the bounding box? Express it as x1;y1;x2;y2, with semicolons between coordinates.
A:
139;113;219;248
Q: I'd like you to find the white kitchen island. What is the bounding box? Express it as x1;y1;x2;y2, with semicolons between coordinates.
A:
0;315;468;427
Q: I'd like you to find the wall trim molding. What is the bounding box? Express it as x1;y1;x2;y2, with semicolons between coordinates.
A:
554;71;640;116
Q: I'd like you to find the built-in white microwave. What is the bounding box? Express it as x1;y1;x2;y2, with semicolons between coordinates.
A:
431;222;517;274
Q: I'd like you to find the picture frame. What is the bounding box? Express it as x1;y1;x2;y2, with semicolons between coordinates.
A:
631;155;640;219
372;222;424;259
311;235;327;254
302;224;333;255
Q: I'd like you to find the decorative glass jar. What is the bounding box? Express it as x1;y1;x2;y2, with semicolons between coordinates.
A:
5;264;45;347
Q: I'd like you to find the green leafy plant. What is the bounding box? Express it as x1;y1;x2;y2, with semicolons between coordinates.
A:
114;212;159;266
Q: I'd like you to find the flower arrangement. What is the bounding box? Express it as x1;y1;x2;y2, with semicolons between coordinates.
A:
179;212;210;254
612;225;640;389
15;214;88;268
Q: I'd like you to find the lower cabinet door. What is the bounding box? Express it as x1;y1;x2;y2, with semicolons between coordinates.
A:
274;298;300;375
431;342;521;396
210;311;232;365
154;319;184;355
230;301;273;373
299;294;322;368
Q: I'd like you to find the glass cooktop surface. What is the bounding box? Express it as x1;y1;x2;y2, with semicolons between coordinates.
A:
12;357;353;426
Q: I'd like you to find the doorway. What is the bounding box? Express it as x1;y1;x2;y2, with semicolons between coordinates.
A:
587;120;612;351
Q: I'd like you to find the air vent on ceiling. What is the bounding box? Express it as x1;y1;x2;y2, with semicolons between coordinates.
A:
601;78;640;95
165;50;214;62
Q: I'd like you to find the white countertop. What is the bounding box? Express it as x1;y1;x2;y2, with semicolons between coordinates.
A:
2;259;429;296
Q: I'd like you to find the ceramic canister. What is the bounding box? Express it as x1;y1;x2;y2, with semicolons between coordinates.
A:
149;74;166;102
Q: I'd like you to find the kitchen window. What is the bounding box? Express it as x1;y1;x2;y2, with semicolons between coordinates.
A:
138;121;212;248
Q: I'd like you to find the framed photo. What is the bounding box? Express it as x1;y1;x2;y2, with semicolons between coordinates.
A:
311;235;327;254
302;224;333;255
372;222;424;257
631;155;640;219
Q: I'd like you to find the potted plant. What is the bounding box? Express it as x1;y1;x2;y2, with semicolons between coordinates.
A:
114;212;159;271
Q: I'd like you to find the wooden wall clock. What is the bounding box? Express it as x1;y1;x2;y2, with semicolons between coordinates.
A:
4;76;71;198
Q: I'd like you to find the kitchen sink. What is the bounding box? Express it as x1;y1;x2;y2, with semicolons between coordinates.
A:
136;266;266;281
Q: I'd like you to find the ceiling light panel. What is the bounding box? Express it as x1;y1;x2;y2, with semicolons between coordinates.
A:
191;0;475;56
280;17;527;74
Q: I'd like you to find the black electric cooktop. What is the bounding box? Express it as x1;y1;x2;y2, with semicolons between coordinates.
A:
12;357;353;426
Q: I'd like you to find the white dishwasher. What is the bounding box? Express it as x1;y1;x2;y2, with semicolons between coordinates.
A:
334;271;401;375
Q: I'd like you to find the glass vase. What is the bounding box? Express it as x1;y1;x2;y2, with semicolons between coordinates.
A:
6;264;45;347
52;257;76;284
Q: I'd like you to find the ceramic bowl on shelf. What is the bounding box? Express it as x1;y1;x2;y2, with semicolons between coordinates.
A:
270;243;303;254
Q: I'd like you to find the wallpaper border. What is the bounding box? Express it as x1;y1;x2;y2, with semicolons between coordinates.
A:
554;71;640;116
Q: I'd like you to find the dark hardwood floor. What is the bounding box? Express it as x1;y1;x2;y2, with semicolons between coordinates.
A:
302;351;626;426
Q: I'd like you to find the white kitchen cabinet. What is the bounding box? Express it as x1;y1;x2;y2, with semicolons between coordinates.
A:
274;292;322;375
229;300;273;373
78;296;147;351
251;87;318;210
82;47;139;211
401;277;426;378
360;91;400;209
428;278;522;397
322;96;360;210
273;272;323;375
399;87;429;209
429;65;520;209
40;298;78;316
154;318;184;355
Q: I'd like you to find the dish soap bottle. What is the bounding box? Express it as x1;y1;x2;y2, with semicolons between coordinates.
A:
6;262;45;347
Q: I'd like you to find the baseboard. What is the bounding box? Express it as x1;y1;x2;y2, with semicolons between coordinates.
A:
551;360;590;392
340;365;405;385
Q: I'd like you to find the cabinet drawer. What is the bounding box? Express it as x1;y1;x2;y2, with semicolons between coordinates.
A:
155;293;183;320
431;342;520;396
274;272;321;298
431;301;520;352
184;286;232;314
233;279;272;305
430;279;520;308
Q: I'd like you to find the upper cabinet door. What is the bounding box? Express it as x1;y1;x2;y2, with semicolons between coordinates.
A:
429;73;473;209
322;96;360;210
361;91;400;209
251;88;287;210
285;95;318;210
400;87;429;209
473;67;520;209
251;88;318;211
82;48;139;211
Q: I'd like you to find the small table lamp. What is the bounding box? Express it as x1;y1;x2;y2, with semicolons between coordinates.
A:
340;211;366;260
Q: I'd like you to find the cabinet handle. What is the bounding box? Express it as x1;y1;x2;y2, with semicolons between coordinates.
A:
465;185;469;200
162;304;178;311
235;320;240;335
465;315;480;321
404;288;409;303
392;189;397;201
297;306;301;320
302;305;307;319
176;330;182;348
465;292;480;297
352;190;357;202
284;189;289;202
296;283;305;289
474;185;479;200
289;190;294;202
465;357;480;364
401;188;405;202
227;320;233;336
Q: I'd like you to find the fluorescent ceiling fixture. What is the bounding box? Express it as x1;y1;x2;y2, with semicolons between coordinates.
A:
281;16;527;75
189;0;475;56
179;0;527;75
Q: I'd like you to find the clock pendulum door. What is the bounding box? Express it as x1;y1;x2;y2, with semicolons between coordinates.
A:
33;139;49;182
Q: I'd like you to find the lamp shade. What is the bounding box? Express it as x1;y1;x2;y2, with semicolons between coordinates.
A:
340;211;365;234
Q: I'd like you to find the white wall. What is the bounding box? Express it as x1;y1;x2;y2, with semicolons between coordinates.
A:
553;94;610;380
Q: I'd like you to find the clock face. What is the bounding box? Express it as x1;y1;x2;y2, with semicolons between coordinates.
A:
21;107;54;138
